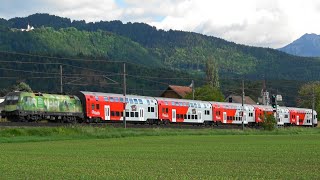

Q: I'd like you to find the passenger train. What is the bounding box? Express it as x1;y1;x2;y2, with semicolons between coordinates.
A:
1;91;318;127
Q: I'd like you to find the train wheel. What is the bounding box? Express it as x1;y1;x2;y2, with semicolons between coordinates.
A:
164;120;170;125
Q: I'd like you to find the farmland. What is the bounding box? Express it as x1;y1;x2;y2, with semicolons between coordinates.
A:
0;126;319;179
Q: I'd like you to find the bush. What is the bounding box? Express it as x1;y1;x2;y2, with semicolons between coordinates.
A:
261;113;277;131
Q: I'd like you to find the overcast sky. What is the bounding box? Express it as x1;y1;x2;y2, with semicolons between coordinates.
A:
1;0;320;48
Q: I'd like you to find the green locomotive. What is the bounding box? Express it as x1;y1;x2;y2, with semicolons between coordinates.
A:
2;91;83;122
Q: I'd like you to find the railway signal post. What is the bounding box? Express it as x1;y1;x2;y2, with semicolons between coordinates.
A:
242;79;244;130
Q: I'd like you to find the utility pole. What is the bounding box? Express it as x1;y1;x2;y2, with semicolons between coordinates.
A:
192;80;195;100
242;79;245;130
60;64;63;94
312;85;315;127
123;62;127;129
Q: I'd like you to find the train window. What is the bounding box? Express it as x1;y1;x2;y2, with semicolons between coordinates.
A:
104;97;109;101
114;97;119;102
138;99;143;104
134;99;138;104
195;115;198;119
120;98;124;102
96;104;100;110
148;107;151;112
135;112;139;117
191;115;195;119
125;98;129;103
120;112;123;117
129;99;134;104
91;104;95;110
284;114;288;118
116;112;120;116
184;114;187;119
111;111;115;116
126;112;129;117
110;97;114;102
131;112;134;117
162;108;165;113
188;115;191;119
151;107;154;112
147;100;150;105
166;108;168;113
207;111;210;115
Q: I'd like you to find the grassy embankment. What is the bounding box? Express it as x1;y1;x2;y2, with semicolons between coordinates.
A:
0;125;319;143
0;126;319;179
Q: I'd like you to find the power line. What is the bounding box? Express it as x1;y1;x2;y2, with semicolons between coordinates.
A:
0;50;123;63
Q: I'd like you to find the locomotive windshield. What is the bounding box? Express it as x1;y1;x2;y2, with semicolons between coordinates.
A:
5;95;19;105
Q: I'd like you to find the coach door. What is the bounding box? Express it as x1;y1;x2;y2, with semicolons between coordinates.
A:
104;105;110;120
223;112;227;124
243;112;247;124
139;108;144;121
198;111;202;123
172;109;176;122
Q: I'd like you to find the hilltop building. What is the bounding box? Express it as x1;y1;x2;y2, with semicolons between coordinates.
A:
20;24;34;32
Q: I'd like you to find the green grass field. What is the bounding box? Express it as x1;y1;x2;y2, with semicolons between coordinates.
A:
0;126;320;179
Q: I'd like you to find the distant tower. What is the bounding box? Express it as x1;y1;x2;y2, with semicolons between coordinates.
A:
259;78;269;105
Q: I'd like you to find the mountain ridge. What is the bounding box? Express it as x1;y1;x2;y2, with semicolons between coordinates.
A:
278;33;320;57
0;13;320;106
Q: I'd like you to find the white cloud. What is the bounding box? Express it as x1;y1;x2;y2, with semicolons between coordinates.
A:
1;0;320;48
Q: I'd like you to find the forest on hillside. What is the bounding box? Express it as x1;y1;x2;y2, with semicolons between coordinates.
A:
0;13;319;106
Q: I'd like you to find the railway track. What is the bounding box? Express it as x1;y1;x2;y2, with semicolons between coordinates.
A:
0;121;248;130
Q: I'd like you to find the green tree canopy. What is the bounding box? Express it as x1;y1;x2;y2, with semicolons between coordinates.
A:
184;85;224;101
205;57;220;89
14;82;33;92
297;81;320;114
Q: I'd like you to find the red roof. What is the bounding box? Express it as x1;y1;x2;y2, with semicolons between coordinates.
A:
166;85;192;98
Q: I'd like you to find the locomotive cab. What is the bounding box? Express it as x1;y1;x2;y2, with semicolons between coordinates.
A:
1;92;21;120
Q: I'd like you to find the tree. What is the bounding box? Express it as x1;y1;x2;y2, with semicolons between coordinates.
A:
14;82;33;92
184;85;224;101
205;57;220;89
297;81;320;115
261;113;277;131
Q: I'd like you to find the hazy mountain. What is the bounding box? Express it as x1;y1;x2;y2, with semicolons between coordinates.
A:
278;33;320;57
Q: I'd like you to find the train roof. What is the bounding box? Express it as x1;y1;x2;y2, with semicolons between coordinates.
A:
154;97;211;104
80;91;156;100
